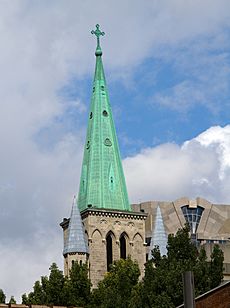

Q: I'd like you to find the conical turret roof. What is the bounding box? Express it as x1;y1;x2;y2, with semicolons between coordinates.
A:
77;25;130;212
149;206;168;259
63;196;88;255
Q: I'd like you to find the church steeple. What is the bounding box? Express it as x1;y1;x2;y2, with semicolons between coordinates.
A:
77;24;130;212
61;26;146;286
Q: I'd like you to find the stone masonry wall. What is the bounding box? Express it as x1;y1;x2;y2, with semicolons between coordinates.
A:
81;208;147;288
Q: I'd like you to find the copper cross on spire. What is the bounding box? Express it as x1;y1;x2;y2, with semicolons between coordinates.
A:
91;24;105;55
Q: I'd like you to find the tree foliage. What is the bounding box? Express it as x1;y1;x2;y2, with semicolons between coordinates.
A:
90;257;140;308
21;226;224;308
131;225;224;307
22;261;91;307
0;289;6;304
194;247;210;294
64;261;91;307
209;244;224;289
45;263;65;305
9;296;16;304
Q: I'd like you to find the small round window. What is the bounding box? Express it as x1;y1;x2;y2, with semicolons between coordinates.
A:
90;112;93;119
104;138;112;146
103;110;108;117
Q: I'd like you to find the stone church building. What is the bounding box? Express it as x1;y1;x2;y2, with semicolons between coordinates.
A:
60;25;230;287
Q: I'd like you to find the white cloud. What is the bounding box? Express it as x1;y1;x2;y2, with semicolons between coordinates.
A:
124;125;230;204
194;125;230;179
0;235;60;301
0;132;83;301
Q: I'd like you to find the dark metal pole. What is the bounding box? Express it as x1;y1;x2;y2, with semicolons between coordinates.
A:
182;271;195;308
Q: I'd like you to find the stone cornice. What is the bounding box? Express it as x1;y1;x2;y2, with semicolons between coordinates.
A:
81;208;147;220
60;208;147;229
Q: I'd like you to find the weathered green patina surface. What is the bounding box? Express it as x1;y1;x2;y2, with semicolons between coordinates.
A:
77;25;131;212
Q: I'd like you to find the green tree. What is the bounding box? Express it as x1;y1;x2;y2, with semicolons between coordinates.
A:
128;283;145;308
45;263;65;305
9;296;16;304
90;257;140;308
194;247;210;295
22;263;65;306
21;293;29;305
25;280;47;304
140;254;177;307
132;225;224;307
210;244;224;289
149;225;196;306
22;262;92;306
167;224;197;268
63;261;91;307
0;289;6;303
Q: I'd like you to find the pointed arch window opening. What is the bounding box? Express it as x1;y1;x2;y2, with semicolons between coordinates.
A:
120;234;127;259
106;233;113;271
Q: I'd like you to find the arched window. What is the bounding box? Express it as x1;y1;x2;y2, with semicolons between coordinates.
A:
120;234;126;259
106;233;113;271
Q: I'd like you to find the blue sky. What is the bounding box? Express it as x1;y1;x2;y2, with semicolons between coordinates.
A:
55;21;230;156
0;0;230;301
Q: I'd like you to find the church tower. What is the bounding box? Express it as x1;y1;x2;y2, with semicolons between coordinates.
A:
61;25;146;287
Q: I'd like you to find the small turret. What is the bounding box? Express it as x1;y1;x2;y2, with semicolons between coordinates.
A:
62;196;88;274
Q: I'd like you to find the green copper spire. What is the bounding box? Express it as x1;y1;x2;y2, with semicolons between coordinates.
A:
77;25;131;212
